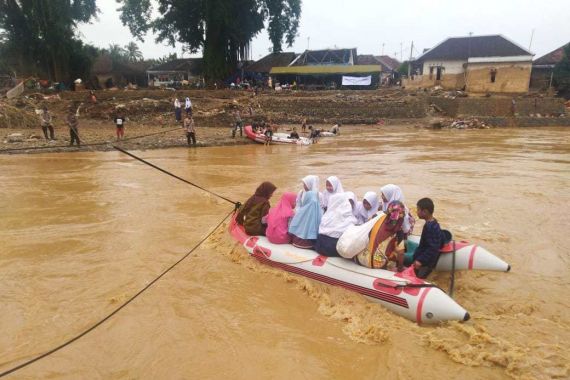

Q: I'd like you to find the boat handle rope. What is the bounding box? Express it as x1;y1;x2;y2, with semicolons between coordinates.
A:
0;209;234;378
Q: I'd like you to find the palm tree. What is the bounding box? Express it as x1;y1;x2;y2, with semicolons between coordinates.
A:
124;42;143;62
108;44;126;61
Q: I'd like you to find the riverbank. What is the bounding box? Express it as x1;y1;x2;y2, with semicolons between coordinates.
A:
0;121;409;154
2;87;568;154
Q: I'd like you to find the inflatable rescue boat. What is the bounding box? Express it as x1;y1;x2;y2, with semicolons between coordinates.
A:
405;236;511;272
244;125;312;145
229;215;470;324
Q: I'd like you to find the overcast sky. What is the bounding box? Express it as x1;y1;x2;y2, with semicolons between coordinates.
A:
80;0;570;61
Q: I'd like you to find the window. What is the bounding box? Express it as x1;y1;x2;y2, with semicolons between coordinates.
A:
490;68;497;83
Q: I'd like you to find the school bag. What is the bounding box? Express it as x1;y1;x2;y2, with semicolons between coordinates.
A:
336;213;383;259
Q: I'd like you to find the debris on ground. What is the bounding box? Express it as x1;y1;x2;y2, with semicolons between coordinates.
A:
0;102;39;128
446;117;490;129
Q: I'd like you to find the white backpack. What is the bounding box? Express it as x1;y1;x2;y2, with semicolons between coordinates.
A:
336;213;384;259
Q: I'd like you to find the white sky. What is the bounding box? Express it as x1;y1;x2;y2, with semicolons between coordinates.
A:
79;0;570;61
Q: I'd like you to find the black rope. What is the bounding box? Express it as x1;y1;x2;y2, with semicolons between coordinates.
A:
0;126;184;154
112;144;239;206
449;241;457;298
373;281;443;290
0;209;234;378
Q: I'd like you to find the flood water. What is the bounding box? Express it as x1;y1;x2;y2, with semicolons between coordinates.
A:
1;126;569;379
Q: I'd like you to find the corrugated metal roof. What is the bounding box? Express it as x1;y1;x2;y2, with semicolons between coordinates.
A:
270;65;381;75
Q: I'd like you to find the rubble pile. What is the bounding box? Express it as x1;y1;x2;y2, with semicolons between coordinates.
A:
428;117;491;129
0;101;39;129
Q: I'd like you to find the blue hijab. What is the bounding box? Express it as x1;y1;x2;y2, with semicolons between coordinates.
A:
288;191;323;240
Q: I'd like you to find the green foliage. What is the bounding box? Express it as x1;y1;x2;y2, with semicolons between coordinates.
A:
108;43;127;61
117;0;302;81
0;0;99;82
553;44;570;98
398;61;409;76
124;42;143;62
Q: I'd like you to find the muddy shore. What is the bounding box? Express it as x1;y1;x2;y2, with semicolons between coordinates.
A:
0;121;401;154
1;88;567;154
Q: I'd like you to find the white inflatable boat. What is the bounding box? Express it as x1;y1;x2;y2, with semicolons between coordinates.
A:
229;216;470;324
405;236;510;272
245;125;312;145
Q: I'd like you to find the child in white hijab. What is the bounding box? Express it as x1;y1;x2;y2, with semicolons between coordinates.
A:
380;184;414;234
296;175;323;210
315;193;357;256
344;191;361;222
356;191;380;225
322;176;344;211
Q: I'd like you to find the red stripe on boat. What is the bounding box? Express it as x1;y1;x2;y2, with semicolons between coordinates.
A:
416;287;432;323
251;252;409;309
468;245;477;270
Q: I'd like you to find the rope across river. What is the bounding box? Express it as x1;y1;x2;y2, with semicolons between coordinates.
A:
0;137;241;377
0;125;185;154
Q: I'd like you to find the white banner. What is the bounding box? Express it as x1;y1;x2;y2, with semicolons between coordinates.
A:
342;75;372;86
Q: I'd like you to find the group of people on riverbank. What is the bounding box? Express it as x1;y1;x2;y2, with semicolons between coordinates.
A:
237;176;444;278
38;105;127;146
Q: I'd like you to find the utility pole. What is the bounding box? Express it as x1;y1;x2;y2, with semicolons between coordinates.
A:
307;36;310;50
408;41;414;78
465;32;473;90
400;42;403;62
381;43;385;56
529;29;535;51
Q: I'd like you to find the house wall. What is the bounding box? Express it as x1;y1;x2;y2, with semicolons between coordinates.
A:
466;62;531;93
402;73;465;90
429;96;566;117
422;60;465;75
530;67;554;90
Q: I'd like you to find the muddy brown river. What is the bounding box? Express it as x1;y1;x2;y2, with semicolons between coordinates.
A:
1;126;569;379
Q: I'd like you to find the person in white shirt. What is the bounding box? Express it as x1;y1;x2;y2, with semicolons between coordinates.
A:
185;97;192;116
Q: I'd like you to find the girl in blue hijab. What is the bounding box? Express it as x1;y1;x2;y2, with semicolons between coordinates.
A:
288;190;323;249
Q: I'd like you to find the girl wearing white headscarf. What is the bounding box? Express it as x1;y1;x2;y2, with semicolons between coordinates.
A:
355;191;379;225
296;175;323;210
315;193;357;256
344;191;361;222
380;184;414;234
322;176;344;211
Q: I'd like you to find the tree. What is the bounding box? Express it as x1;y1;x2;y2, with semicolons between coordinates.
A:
0;0;99;82
124;41;143;62
553;44;570;98
117;0;302;82
107;43;127;61
398;62;409;76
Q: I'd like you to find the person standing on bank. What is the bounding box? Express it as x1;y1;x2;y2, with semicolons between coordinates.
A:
185;97;192;116
67;108;80;146
40;106;55;140
232;109;243;138
174;97;182;122
114;111;126;140
184;115;196;146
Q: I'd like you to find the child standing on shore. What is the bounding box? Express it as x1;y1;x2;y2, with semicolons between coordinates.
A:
114;112;125;140
184;115;196;146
